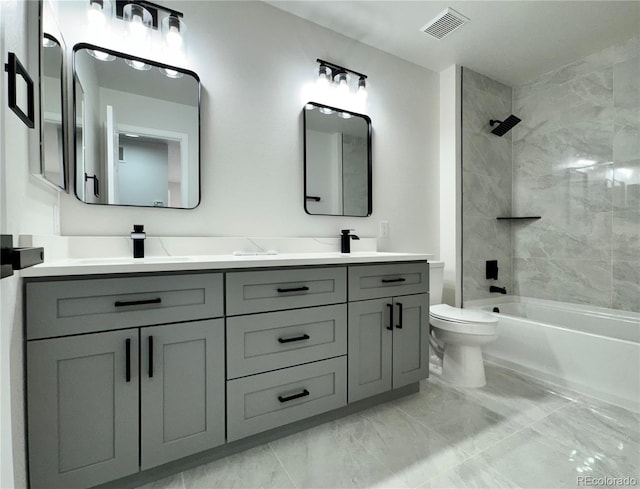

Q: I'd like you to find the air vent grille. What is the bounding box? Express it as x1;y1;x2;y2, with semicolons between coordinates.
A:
421;8;469;40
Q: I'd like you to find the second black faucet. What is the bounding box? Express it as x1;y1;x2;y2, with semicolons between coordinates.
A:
340;229;360;253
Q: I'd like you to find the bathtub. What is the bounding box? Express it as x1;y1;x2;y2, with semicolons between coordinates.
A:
466;297;640;412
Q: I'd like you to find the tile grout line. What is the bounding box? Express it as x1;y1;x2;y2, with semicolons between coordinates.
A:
268;442;299;489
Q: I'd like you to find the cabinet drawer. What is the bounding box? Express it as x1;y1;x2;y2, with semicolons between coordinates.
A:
227;304;347;379
26;273;224;339
227;356;346;441
348;262;429;301
226;267;346;315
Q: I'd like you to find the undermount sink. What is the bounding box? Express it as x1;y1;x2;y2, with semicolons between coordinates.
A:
73;256;195;265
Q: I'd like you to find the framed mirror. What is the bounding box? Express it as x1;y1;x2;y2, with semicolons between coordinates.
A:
303;102;372;217
40;2;67;190
72;43;201;209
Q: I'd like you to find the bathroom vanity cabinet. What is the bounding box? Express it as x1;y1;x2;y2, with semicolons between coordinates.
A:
347;263;430;402
23;259;429;489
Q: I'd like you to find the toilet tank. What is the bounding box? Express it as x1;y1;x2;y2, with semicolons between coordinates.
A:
429;261;444;305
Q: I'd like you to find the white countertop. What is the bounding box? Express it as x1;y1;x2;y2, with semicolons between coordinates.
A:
21;251;432;278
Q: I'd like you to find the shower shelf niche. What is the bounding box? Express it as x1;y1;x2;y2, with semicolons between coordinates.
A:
496;216;541;221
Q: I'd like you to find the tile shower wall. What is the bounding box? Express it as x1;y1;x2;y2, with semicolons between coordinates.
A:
462;68;513;302
512;36;640;312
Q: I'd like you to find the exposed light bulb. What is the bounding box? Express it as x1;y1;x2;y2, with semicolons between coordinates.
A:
357;77;368;99
42;37;57;48
319;107;334;115
317;65;331;87
166;25;183;48
339;112;352;119
335;72;349;94
130;13;146;37
88;1;106;27
88;50;115;61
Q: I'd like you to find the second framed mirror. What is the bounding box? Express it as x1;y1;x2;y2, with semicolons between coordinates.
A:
304;102;372;217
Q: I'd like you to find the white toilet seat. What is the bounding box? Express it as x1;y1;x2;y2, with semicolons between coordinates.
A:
429;304;498;335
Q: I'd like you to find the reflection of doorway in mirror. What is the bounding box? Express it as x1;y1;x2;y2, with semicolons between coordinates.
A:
114;123;188;208
118;136;170;207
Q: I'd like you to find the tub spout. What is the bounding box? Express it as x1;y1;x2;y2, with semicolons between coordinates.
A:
490;285;507;294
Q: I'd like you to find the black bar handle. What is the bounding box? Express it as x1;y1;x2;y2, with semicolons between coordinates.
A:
305;196;321;202
396;302;403;329
278;334;310;344
386;303;394;331
276;286;310;293
125;338;131;382
278;389;310;403
4;52;35;128
148;336;154;378
381;277;406;284
115;297;162;307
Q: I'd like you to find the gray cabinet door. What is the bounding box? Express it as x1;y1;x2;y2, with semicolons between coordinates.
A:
27;330;139;489
392;294;430;389
347;298;393;403
140;319;225;470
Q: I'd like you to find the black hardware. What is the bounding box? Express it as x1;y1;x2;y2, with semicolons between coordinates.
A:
115;297;161;307
496;216;542;220
4;52;35;128
316;59;367;80
114;0;184;29
305;196;321;202
131;224;146;259
278;334;310;344
381;277;406;284
490;286;507;294
84;173;99;197
278;389;310;403
486;260;499;280
493;307;500;313
340;229;360;253
277;286;310;293
125;339;131;382
386;303;394;331
148;336;154;378
396;302;403;329
1;235;44;279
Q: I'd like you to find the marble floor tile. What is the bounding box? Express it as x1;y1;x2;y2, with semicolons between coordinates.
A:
393;381;523;457
479;428;606;489
528;403;640;480
181;445;295;489
354;403;469;488
418;456;522;489
269;413;406;489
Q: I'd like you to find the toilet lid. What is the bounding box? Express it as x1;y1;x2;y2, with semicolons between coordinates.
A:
430;304;497;324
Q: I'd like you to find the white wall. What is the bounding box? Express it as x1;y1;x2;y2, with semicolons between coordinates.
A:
439;65;461;306
1;2;59;488
56;1;440;254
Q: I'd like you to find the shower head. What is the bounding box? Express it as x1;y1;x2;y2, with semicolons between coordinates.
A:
489;115;521;136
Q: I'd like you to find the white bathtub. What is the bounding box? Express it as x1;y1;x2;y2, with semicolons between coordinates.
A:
466;297;640;412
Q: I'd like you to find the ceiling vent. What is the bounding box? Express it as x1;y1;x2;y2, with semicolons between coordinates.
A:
421;8;469;40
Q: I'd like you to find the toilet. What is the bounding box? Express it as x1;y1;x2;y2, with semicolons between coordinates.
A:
428;261;498;388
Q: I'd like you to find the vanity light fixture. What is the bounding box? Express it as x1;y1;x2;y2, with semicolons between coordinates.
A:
319;107;334;115
123;2;152;44
338;112;352;119
316;59;367;98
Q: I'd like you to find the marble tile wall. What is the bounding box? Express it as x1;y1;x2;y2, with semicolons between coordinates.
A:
512;35;640;312
461;68;513;301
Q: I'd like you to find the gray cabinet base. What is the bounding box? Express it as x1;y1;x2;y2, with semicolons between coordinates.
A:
92;382;421;489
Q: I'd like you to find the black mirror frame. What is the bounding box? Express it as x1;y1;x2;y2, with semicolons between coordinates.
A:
40;32;68;191
303;101;372;217
71;42;202;210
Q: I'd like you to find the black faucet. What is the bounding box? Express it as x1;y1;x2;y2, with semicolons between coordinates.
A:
340;229;360;253
490;285;507;294
131;225;146;259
